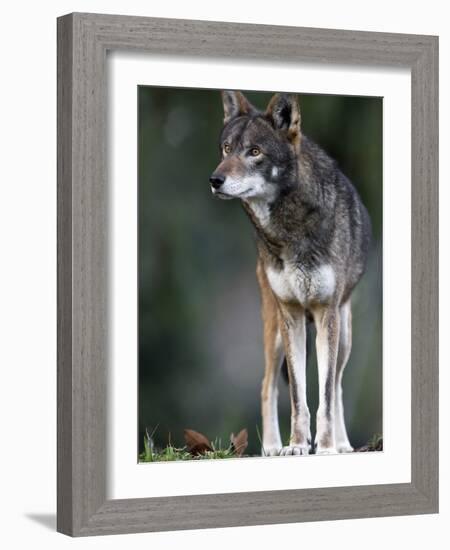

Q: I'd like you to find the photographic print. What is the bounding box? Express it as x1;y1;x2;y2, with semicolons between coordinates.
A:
138;87;382;462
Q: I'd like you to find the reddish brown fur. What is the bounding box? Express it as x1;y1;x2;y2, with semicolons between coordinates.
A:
256;259;281;409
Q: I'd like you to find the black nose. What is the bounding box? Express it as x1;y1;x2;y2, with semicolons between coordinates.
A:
209;174;225;189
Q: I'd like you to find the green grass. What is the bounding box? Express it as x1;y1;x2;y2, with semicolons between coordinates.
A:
139;431;383;462
367;433;383;451
139;435;240;462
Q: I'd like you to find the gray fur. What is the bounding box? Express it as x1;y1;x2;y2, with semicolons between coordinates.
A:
212;93;371;298
210;91;371;455
261;134;371;302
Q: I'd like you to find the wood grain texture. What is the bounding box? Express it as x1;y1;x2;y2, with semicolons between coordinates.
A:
57;14;74;535
57;12;439;536
410;37;439;506
58;12;108;535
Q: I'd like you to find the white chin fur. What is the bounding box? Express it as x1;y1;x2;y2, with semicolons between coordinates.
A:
211;187;234;200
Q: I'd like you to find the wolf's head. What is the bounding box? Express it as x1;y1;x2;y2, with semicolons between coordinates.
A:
210;91;301;202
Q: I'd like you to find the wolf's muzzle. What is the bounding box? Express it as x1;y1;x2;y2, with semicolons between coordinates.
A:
209;174;225;190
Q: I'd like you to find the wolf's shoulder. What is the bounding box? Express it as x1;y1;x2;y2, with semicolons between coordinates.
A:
300;135;362;201
300;135;338;171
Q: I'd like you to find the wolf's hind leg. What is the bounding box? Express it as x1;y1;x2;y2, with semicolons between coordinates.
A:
335;300;354;453
257;262;283;456
313;306;340;455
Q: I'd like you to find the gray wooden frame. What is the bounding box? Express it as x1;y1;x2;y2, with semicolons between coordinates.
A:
57;12;439;537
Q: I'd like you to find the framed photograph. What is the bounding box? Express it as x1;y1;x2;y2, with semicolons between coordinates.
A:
57;13;438;536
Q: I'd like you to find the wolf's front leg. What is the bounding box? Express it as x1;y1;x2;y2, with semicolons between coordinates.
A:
260;327;283;456
258;262;283;456
278;304;311;456
313;306;340;454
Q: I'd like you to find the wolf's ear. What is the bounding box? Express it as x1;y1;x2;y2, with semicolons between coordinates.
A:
222;91;257;124
266;93;301;144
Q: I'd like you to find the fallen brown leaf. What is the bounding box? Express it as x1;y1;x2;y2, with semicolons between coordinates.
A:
230;428;248;457
184;429;213;455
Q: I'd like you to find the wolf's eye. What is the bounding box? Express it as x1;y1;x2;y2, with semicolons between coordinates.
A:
223;143;231;154
250;147;261;156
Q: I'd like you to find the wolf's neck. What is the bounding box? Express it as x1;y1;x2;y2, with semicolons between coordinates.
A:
243;180;325;265
242;199;284;263
243;198;272;230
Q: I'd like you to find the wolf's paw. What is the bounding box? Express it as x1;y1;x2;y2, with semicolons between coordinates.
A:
262;446;282;457
315;446;338;456
280;444;310;456
336;443;354;453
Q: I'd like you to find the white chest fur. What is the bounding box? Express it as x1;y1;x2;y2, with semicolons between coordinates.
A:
266;262;336;306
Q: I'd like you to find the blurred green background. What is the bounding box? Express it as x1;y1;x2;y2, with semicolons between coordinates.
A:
138;87;382;457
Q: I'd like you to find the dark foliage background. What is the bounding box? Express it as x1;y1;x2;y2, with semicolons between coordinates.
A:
138;87;382;456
